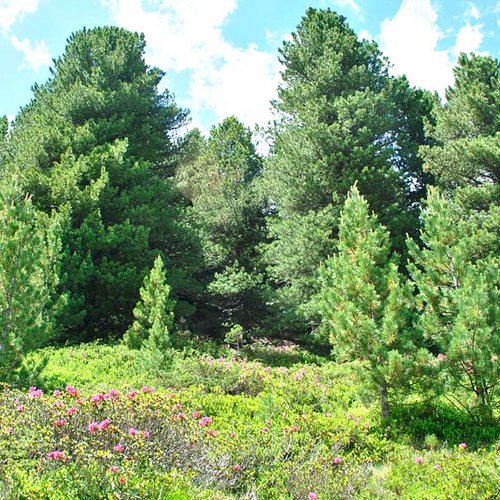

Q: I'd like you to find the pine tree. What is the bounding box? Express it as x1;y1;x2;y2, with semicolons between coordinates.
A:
408;188;499;420
421;53;499;188
259;8;433;334
3;27;201;340
125;255;175;351
318;186;416;418
176;117;266;336
0;177;63;380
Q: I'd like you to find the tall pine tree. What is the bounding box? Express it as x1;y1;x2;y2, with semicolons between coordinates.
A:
259;8;433;335
4;27;202;340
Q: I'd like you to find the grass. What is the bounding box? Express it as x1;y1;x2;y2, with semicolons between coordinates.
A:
0;341;498;499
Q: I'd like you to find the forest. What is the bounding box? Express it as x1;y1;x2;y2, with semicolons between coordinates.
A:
0;7;499;499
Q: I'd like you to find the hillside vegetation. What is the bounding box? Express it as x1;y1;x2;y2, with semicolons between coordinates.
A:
0;7;498;499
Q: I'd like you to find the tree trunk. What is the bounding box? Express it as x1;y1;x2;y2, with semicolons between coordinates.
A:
380;384;389;419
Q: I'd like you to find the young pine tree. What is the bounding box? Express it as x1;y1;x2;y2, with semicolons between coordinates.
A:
318;186;417;418
408;188;499;420
125;255;175;351
0;179;63;380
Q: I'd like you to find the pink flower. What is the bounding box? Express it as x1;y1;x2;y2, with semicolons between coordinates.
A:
16;405;24;413
199;416;213;427
104;388;120;400
175;402;183;410
109;465;120;473
333;456;342;465
29;386;43;398
119;476;126;484
52;389;62;396
66;407;78;416
261;426;269;433
206;429;219;437
437;353;447;362
142;430;150;439
126;390;138;400
177;412;186;420
459;442;467;450
192;411;201;419
52;400;64;409
128;427;139;436
66;385;78;397
75;398;84;405
88;422;99;433
415;456;424;464
90;393;104;405
47;450;66;461
113;444;124;453
6;427;13;434
141;386;155;393
98;419;110;431
308;493;318;500
265;419;272;426
53;419;67;427
232;464;242;471
434;463;442;470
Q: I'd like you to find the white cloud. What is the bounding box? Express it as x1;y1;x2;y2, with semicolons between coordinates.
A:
358;29;372;40
380;0;454;95
102;0;280;130
453;22;483;56
330;0;361;14
189;43;279;127
0;0;51;73
380;0;488;97
0;0;38;34
9;35;51;72
465;3;480;20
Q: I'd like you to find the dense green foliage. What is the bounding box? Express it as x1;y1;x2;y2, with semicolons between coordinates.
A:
0;179;63;381
176;118;267;337
317;186;419;418
421;53;499;188
3;27;200;341
408;188;499;419
258;9;434;333
1;344;498;498
0;7;498;497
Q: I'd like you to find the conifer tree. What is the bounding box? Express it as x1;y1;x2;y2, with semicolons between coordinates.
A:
176;117;266;335
408;188;499;420
4;27;201;340
318;186;416;418
0;178;63;380
421;53;499;189
125;255;175;351
260;8;433;334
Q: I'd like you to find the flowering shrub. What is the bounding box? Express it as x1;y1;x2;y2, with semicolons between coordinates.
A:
2;346;499;498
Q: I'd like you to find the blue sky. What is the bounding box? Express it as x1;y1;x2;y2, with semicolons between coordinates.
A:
1;0;498;132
